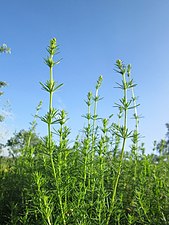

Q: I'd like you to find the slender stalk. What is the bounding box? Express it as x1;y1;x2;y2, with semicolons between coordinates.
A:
106;60;129;225
82;92;92;203
97;118;109;224
40;38;66;225
48;66;53;150
91;76;103;159
127;65;140;197
90;76;103;202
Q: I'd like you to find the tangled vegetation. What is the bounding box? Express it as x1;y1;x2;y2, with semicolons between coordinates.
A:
0;38;169;225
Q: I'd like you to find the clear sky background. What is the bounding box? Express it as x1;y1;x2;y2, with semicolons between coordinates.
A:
1;0;169;154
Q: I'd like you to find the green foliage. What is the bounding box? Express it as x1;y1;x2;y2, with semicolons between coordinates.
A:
155;123;169;157
0;39;169;225
0;44;11;54
0;81;7;122
6;129;42;157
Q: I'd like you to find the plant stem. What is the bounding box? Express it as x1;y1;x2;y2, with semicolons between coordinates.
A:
106;61;128;225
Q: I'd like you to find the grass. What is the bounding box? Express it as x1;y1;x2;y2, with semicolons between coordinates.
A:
0;38;169;225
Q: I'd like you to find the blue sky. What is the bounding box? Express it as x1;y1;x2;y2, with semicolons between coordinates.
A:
1;0;169;154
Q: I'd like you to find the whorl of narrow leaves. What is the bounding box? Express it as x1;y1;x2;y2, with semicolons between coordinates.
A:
40;38;63;126
44;38;61;68
40;80;63;93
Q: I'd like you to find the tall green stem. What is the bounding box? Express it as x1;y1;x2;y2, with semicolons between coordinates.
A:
40;38;65;224
106;61;128;225
90;76;102;202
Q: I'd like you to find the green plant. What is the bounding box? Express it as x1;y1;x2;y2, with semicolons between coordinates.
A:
0;39;169;225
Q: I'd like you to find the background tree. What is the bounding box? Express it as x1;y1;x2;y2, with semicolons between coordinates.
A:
6;129;42;157
0;43;11;122
0;81;7;122
156;123;169;156
0;43;11;53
